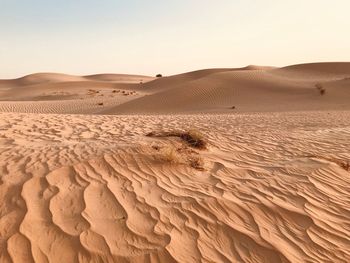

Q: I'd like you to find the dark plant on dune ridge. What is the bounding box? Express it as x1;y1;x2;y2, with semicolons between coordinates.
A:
187;155;205;170
315;83;326;95
343;162;350;171
156;74;163;78
146;129;207;150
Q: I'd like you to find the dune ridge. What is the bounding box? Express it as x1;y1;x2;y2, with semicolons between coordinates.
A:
0;111;349;262
0;62;349;114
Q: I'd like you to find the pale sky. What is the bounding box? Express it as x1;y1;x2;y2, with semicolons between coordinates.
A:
1;0;349;78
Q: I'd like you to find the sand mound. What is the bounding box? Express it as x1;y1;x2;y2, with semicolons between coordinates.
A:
281;62;350;74
13;73;87;86
0;73;154;87
0;111;349;262
102;63;350;114
84;74;154;83
0;72;155;113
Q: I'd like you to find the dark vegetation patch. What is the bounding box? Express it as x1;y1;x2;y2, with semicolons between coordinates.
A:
315;83;326;95
146;129;207;150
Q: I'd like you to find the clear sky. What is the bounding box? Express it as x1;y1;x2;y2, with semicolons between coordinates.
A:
1;0;349;78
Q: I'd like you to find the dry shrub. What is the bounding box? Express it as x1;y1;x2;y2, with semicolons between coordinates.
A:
315;83;326;95
340;161;350;171
146;129;207;150
146;129;207;170
157;146;181;164
188;155;205;171
334;159;350;171
150;144;204;170
182;130;207;149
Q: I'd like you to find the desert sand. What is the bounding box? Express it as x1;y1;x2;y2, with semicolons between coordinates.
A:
1;62;350;114
0;63;350;263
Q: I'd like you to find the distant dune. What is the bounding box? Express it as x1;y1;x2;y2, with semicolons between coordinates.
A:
0;62;349;114
84;73;154;83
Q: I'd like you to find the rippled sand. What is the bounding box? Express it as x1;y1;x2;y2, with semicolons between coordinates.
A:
1;111;349;262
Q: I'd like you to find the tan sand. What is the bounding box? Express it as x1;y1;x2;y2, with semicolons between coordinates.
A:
0;62;349;114
0;63;350;262
0;73;154;114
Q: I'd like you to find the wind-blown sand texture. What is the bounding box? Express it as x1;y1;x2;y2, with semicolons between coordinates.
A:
0;63;350;262
1;112;350;262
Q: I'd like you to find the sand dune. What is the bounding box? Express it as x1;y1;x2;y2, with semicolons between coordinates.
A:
0;73;154;113
84;73;154;83
102;63;350;114
1;62;349;114
0;72;154;86
1;63;350;262
0;111;349;262
3;73;87;86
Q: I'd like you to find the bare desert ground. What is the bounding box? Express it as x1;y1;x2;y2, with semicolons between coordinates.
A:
0;63;350;263
1;63;350;114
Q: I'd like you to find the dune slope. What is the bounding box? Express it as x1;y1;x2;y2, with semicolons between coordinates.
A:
102;62;350;114
0;62;350;114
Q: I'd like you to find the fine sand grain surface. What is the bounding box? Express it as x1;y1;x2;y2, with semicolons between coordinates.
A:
0;112;350;263
0;62;350;263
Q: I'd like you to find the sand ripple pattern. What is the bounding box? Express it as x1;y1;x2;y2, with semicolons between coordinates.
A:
0;112;350;262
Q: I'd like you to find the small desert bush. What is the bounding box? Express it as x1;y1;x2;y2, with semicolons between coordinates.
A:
150;144;204;170
156;74;163;78
188;155;205;170
341;161;350;171
146;129;207;150
157;146;181;164
332;159;350;171
181;130;207;149
315;83;326;95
